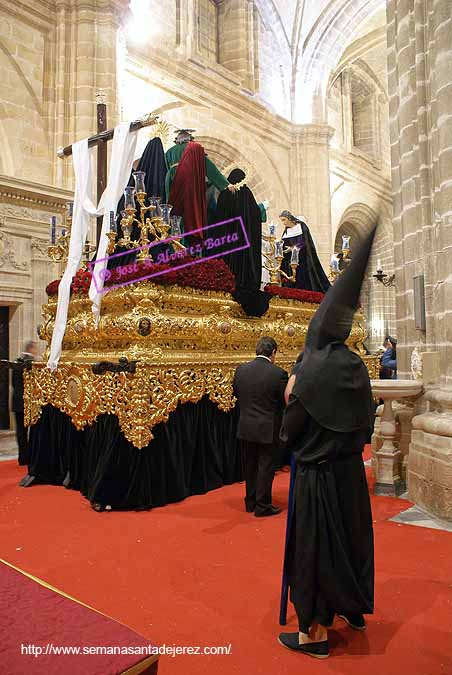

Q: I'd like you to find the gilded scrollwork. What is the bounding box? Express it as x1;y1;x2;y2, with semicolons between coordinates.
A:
28;280;379;448
25;362;237;449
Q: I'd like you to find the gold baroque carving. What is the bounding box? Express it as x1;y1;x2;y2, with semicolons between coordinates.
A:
24;363;236;449
28;280;379;448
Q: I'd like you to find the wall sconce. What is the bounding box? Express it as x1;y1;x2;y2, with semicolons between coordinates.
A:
373;260;395;287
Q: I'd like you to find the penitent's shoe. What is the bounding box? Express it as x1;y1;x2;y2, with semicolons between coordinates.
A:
255;505;281;517
278;632;329;658
338;614;366;630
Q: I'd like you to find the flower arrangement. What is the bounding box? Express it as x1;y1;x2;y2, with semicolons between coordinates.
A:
104;256;235;294
46;256;236;296
264;284;324;305
45;268;93;297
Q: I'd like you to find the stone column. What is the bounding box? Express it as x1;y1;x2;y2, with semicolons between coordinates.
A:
292;124;334;270
218;0;256;91
341;68;353;153
387;0;452;519
54;0;124;190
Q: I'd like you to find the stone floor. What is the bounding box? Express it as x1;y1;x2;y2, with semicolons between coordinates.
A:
0;431;18;462
390;503;452;533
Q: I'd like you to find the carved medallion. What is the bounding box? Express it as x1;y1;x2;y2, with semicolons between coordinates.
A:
219;321;232;335
74;320;85;335
66;377;82;407
137;317;152;336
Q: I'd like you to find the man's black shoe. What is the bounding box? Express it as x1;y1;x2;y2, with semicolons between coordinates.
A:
338;614;366;630
278;632;329;658
255;505;281;517
244;499;255;513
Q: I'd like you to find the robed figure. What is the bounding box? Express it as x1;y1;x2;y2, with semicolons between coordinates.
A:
111;137;167;267
278;227;376;658
215;169;269;317
165;130;233;238
279;211;330;294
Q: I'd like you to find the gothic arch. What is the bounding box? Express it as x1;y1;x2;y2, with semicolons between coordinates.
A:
294;0;386;123
196;135;284;206
0;39;44;119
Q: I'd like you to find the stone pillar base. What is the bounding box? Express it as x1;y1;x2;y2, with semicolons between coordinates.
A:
374;479;405;496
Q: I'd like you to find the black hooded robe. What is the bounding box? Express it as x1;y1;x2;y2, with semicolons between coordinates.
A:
281;220;331;294
109;137;167;268
214;169;269;317
280;227;376;634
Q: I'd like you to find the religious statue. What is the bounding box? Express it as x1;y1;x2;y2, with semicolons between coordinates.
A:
279;211;331;293
165;130;236;239
214;168;269;317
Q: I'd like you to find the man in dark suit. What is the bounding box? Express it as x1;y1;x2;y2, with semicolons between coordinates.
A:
233;336;288;517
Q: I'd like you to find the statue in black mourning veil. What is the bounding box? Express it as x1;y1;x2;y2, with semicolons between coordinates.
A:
279;211;331;294
215;168;269;317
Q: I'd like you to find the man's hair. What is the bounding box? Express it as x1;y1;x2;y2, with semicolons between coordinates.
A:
256;336;277;357
24;340;36;353
385;335;397;347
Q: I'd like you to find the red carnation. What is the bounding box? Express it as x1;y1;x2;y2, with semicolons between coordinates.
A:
264;284;324;305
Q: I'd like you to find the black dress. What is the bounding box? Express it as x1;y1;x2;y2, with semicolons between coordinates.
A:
281;397;374;633
214;170;269;317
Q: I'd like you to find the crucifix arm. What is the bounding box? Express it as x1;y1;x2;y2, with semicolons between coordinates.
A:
57;113;159;158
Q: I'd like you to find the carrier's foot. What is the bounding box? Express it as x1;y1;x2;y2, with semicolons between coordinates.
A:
338;614;366;630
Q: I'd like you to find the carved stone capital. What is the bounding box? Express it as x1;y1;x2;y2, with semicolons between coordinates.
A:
295;124;335;146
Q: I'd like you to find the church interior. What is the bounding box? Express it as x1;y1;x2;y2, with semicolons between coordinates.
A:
0;0;451;673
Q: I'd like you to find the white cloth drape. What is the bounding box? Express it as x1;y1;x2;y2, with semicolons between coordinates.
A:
47;122;138;370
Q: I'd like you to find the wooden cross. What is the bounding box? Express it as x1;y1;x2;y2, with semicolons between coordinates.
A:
58;94;158;246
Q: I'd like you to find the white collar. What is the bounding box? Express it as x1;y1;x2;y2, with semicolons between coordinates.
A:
256;355;271;362
282;223;303;238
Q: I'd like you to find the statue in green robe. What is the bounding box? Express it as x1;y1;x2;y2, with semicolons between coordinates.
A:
165;129;231;199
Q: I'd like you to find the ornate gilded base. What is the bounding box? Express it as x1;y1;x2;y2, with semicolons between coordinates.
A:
28;281;379;448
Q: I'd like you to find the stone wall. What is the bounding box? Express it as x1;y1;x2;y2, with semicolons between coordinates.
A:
387;0;452;519
0;176;72;361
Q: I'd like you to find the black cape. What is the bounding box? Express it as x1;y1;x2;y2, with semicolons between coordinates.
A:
281;220;330;293
214;169;269;317
109;137;167;268
280;226;377;632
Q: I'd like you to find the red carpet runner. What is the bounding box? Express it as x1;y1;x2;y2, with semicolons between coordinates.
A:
1;457;451;674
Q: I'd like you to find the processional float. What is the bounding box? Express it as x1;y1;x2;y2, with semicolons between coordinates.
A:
25;101;379;452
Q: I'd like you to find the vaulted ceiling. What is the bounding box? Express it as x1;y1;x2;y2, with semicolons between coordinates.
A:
255;0;387;122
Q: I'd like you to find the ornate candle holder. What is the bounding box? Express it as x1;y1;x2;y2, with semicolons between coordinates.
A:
329;234;351;282
48;202;73;263
262;224;299;285
113;173;185;260
81;239;96;270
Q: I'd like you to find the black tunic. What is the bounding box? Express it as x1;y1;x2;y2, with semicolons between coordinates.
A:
214;174;269;317
281;398;374;632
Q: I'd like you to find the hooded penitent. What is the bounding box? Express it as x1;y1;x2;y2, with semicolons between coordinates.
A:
291;224;377;434
214;169;269;317
280;224;377;634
